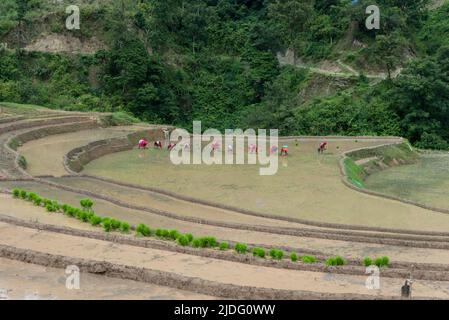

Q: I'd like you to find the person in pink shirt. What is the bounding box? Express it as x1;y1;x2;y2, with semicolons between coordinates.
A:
138;138;148;149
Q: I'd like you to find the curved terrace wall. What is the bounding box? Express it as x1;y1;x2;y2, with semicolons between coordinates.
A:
64;128;168;173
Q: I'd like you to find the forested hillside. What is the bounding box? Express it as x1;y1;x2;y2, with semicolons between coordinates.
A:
0;0;448;148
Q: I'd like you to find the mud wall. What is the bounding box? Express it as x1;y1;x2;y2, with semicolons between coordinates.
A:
12;121;100;146
65;128;166;173
0;244;407;300
0;116;96;135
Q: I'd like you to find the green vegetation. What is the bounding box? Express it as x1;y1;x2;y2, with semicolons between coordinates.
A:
0;1;448;149
375;256;390;268
290;252;298;262
252;247;266;258
363;257;373;267
344;158;365;188
325;256;346;267
235;243;248;254
219;242;229;251
301;255;316;264
269;249;284;260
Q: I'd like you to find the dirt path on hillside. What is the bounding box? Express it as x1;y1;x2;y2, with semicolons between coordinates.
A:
1;221;449;298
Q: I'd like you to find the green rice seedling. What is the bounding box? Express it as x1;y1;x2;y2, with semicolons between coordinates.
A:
290;252;298;262
269;249;284;260
375;256;390;268
219;242;229;250
301;255;316;264
12;188;20;198
45;203;57;212
110;219;121;230
185;234;194;242
161;229;170;238
89;215;102;226
80;198;94;212
363;257;373;267
252;247;266;258
198;237;217;248
192;238;201;248
33;197;42;206
119;222;130;233
335;256;346;266
27;192;37;202
177;235;189;246
136;223;151;236
102;218;112;232
19;190;27;199
235;243;247;254
168;229;180;240
155;229;163;237
326;256;345;266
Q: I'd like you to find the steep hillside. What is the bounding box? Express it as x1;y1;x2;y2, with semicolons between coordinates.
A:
0;0;448;149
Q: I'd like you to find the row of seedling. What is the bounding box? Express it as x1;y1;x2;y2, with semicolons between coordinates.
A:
12;188;389;268
12;188;130;234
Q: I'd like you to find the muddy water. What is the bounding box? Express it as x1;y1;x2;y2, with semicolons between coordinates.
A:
81;141;449;232
0;258;215;300
3;190;449;266
365;154;449;211
1;222;449;299
49;176;325;231
18;126;147;177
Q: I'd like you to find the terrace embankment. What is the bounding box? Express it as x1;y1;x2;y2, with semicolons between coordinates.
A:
342;141;419;188
64;128;169;174
0;221;447;299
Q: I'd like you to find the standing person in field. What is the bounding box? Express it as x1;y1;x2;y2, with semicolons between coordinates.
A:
280;145;289;156
138;138;148;149
318;141;328;154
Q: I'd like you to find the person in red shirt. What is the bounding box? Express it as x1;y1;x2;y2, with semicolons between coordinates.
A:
318;141;328;154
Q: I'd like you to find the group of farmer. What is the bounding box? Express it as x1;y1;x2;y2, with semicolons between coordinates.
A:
138;138;329;156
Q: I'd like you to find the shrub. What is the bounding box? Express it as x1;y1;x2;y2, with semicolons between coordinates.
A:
252;247;266;258
89;215;102;226
120;222;130;233
136;223;151;236
290;252;298;262
219;242;229;250
177;235;189;246
363;257;373;267
102;219;112;232
235;243;247;254
20;190;27;199
301;255;316;264
269;249;284;260
12;188;20;198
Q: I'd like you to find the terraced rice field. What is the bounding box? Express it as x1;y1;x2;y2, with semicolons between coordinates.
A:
2;104;449;300
365;153;449;211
